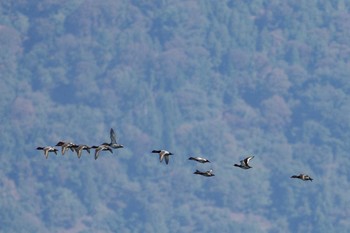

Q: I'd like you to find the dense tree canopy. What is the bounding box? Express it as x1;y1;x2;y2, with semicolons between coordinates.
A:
1;0;350;232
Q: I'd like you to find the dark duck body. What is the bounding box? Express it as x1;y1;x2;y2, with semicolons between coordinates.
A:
193;169;215;177
291;174;313;181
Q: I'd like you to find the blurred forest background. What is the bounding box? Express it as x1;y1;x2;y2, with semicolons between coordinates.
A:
1;0;350;232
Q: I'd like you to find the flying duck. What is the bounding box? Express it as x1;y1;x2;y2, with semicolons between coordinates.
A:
234;156;254;169
102;128;124;149
188;156;210;163
36;146;58;159
55;141;78;155
91;144;113;160
193;169;215;177
74;145;91;159
291;174;313;181
152;150;173;164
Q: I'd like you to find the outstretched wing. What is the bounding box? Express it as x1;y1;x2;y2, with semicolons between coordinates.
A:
110;128;117;144
165;155;169;164
239;159;246;166
44;148;49;159
159;153;164;163
76;147;82;159
62;146;67;155
95;149;100;160
243;156;254;166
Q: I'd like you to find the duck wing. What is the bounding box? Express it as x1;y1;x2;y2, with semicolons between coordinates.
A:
76;148;82;159
110;128;117;144
243;156;254;166
44;148;49;159
239;159;246;166
62;146;68;155
164;155;169;164
95;148;101;160
159;153;164;163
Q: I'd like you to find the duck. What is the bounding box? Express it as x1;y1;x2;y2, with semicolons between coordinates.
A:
152;150;173;164
193;169;215;177
55;141;78;155
91;144;113;160
36;146;58;159
102;128;124;149
74;145;91;159
188;156;210;163
234;156;254;169
291;174;313;181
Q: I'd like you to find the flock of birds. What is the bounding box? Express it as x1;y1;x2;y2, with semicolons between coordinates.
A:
37;128;313;181
36;128;123;160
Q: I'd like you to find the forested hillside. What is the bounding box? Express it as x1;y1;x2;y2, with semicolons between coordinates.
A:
1;0;350;232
